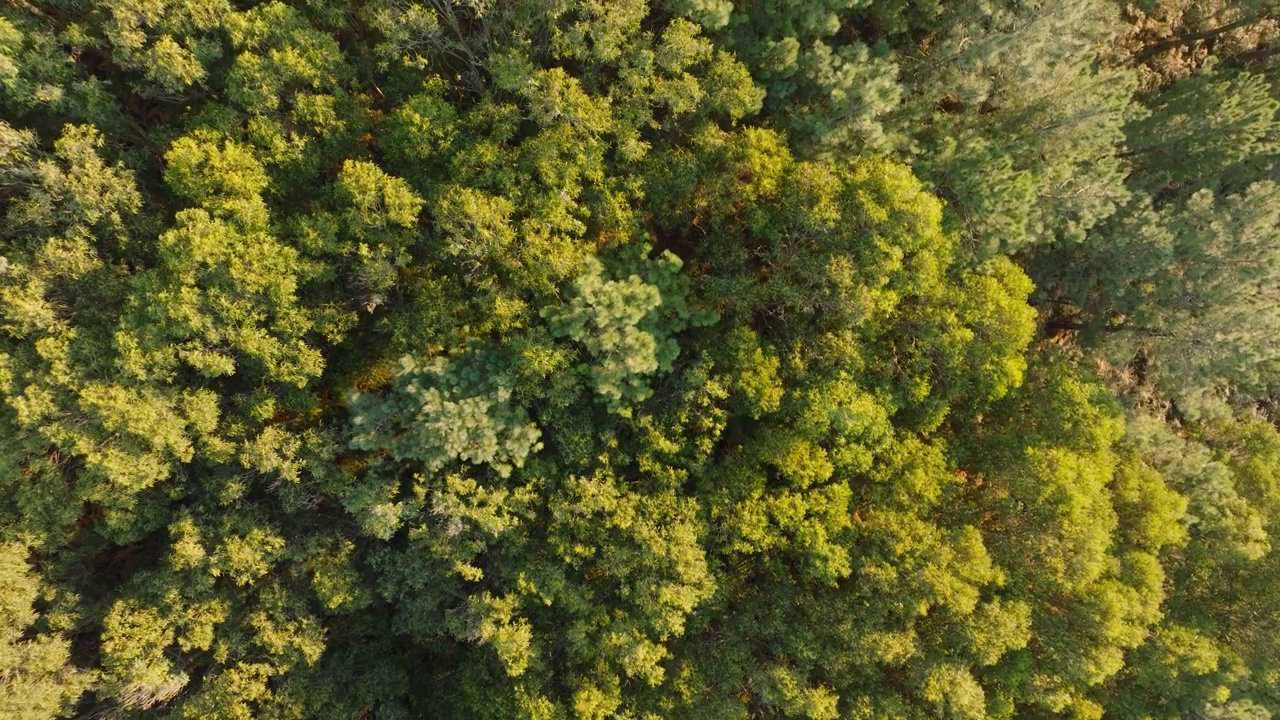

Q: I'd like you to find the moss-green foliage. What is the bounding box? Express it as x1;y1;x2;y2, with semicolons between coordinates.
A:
667;0;1138;257
350;352;543;480
0;0;1277;718
0;545;88;720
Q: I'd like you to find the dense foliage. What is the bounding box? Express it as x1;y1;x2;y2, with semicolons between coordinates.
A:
0;0;1278;718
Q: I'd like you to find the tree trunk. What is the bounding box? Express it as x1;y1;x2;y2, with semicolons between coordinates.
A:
1136;15;1269;62
1229;40;1280;70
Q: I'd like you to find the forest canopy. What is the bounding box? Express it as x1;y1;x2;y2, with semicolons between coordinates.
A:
1;0;1279;718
